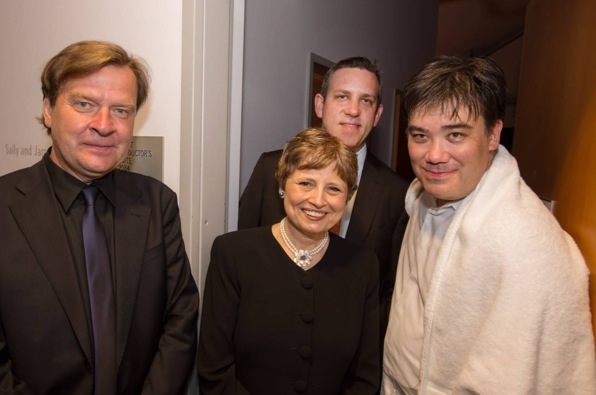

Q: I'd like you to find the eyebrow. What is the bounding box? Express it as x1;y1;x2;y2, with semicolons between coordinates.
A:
406;125;426;133
66;91;137;111
331;89;377;100
407;122;472;134
331;89;351;96
66;91;94;101
442;122;471;130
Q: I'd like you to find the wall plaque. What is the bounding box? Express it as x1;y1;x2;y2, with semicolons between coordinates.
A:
116;136;163;181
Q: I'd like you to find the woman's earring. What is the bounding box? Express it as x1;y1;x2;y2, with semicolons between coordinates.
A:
279;190;285;199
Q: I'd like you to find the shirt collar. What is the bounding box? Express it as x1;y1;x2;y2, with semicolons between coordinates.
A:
44;147;116;211
92;172;116;207
355;144;367;182
418;190;464;226
45;149;85;213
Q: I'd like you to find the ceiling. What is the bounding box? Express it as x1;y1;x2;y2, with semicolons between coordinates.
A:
437;0;530;56
436;0;530;118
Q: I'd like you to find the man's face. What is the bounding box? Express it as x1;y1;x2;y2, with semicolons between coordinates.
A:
314;68;383;150
407;106;502;206
43;65;138;184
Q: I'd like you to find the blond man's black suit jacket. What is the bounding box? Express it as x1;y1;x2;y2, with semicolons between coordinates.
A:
238;150;409;333
0;156;199;394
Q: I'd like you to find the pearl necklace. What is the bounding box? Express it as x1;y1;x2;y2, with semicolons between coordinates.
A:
280;217;329;269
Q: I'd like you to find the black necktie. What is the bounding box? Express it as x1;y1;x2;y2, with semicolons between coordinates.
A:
82;186;116;394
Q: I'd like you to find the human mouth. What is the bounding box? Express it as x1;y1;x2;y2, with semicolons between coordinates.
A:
424;168;453;180
85;142;116;149
84;143;117;155
340;121;360;130
303;209;325;218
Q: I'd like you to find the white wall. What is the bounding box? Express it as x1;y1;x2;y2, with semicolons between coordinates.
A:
239;0;439;192
179;0;233;294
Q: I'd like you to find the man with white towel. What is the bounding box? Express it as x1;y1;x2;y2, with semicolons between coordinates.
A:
382;55;596;394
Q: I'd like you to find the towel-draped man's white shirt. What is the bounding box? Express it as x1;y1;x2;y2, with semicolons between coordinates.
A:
383;190;468;394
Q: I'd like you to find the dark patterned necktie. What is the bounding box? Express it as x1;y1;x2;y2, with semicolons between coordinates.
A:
81;186;117;394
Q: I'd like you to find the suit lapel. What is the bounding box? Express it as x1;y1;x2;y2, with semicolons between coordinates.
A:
346;154;382;243
111;173;151;367
9;161;93;362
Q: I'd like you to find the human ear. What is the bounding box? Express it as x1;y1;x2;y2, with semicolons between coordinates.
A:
488;119;503;151
373;103;384;127
42;98;53;128
314;93;325;119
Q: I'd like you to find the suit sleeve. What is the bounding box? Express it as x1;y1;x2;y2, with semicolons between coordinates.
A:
141;191;199;395
238;153;267;230
342;253;381;394
374;169;409;341
381;209;409;331
0;322;35;394
197;236;250;394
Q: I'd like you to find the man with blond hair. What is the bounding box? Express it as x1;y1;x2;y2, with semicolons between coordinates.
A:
0;40;198;394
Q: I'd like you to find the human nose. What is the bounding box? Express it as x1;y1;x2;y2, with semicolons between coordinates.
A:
308;186;326;207
425;139;448;164
344;98;361;117
90;108;115;135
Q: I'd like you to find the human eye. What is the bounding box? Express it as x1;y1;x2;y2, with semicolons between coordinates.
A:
448;131;465;141
361;97;374;106
334;92;349;101
327;185;344;195
408;130;428;143
72;100;95;112
297;180;314;188
113;107;136;119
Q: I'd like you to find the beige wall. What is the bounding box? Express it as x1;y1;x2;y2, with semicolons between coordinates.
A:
514;0;596;333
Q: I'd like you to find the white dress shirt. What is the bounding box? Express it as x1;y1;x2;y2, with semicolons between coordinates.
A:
382;191;467;394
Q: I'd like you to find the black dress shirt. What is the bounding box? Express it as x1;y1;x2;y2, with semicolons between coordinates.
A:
43;150;117;338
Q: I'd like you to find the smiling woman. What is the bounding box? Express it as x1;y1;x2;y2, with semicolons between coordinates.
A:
198;128;381;394
274;128;358;265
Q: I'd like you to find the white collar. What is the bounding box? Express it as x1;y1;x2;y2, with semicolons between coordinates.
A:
355;144;367;181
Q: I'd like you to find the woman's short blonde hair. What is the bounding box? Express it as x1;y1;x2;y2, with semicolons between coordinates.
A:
275;128;358;202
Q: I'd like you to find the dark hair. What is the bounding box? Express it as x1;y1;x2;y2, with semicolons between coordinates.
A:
275;128;358;202
403;55;507;129
40;40;150;132
320;56;383;106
